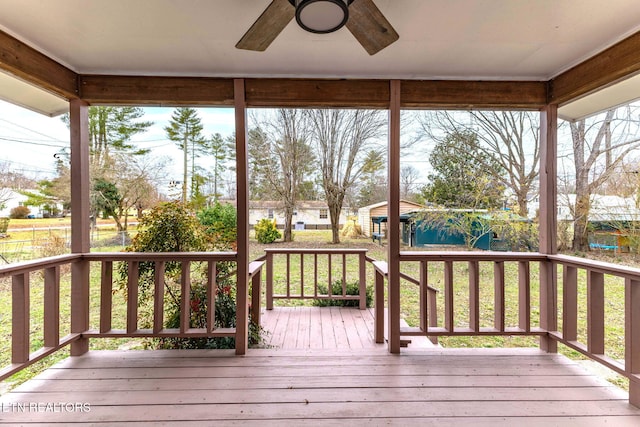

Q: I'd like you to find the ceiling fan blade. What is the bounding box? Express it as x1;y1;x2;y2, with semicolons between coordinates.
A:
236;0;295;51
346;0;399;55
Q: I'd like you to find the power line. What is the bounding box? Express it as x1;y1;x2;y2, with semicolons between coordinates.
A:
0;136;67;148
0;118;68;142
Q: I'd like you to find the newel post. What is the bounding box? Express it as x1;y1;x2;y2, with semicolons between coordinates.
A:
539;104;558;353
69;98;91;356
234;78;250;355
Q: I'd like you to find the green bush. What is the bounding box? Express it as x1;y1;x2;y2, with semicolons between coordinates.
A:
0;217;9;234
117;201;265;350
198;202;237;250
10;206;30;219
255;218;281;244
313;279;373;308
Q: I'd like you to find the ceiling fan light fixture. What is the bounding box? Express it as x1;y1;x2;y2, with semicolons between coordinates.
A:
292;0;352;34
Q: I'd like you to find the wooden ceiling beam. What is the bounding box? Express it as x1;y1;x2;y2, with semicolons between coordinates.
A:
401;80;548;109
78;76;548;109
79;75;235;106
0;30;78;100
550;30;640;106
245;79;390;108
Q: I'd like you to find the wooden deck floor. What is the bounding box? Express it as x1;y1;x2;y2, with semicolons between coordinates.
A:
2;348;640;425
2;307;640;425
259;306;383;350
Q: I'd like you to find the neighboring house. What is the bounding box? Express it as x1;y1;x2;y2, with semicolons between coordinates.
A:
551;194;640;222
0;188;61;218
357;200;425;237
249;200;349;229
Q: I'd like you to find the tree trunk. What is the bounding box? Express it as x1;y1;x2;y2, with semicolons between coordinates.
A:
328;202;342;244
516;189;528;217
572;193;591;251
283;205;294;242
182;131;188;203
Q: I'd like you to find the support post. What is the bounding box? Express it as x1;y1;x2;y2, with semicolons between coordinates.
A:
69;98;90;356
387;80;401;353
626;279;640;407
358;251;367;310
234;79;249;355
539;104;558;353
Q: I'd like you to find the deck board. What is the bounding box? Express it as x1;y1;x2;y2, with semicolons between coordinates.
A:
2;307;640;425
2;348;639;425
260;307;386;350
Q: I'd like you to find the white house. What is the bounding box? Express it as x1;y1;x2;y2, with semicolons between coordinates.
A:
249;200;349;229
0;188;58;218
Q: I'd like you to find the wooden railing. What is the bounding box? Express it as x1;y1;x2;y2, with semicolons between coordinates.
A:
2;249;639;406
548;254;640;406
374;251;639;406
264;248;368;310
0;251;260;381
81;252;238;339
0;254;82;381
396;251;548;338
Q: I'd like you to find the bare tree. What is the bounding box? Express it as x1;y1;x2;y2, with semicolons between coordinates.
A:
306;109;386;243
563;106;640;251
253;109;315;242
418;111;539;216
400;164;420;201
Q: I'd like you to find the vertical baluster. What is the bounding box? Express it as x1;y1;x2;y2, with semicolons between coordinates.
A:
342;253;347;296
266;251;273;310
587;270;605;354
374;266;385;343
127;261;139;334
99;261;112;334
494;261;505;332
286;253;291;298
518;261;530;332
328;253;333;298
314;253;318;297
12;273;29;363
563;265;578;341
626;278;640;407
181;261;191;334
250;263;261;328
419;260;428;332
208;261;217;333
444;260;454;332
44;266;60;347
300;253;304;298
358;251;367;310
469;260;480;332
154;261;166;334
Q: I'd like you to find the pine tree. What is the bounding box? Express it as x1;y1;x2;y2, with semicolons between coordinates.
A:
164;108;206;203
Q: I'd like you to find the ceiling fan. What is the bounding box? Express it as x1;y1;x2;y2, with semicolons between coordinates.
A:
236;0;399;55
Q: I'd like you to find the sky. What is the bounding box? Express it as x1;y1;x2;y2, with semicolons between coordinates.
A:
0;100;431;188
0;100;237;187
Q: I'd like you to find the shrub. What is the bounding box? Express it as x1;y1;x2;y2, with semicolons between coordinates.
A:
0;218;9;234
255;218;281;244
117;201;265;350
198;202;237;250
313;279;373;308
156;268;264;350
10;206;30;219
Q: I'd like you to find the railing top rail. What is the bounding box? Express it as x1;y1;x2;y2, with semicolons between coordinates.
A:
399;251;547;262
549;254;640;280
263;248;368;255
82;252;237;262
0;254;81;278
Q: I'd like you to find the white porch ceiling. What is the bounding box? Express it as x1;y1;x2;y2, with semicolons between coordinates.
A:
0;0;639;118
